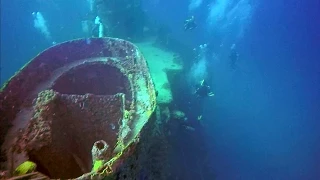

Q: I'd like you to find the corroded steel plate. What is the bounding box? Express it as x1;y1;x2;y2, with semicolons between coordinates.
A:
0;38;156;179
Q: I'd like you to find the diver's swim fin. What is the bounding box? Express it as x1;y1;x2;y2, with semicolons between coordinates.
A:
200;79;204;86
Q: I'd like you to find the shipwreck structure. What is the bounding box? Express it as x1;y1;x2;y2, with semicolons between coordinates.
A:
0;38;157;179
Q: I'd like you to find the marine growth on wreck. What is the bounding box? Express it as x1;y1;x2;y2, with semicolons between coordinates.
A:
0;38;157;179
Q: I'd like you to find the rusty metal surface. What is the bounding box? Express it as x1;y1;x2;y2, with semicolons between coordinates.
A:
0;38;156;179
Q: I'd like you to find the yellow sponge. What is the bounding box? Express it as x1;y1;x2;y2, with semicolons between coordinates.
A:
13;161;37;176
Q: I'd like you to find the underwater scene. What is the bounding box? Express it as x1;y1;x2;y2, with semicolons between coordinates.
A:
0;0;319;179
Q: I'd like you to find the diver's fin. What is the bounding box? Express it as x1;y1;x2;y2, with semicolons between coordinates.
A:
200;79;204;86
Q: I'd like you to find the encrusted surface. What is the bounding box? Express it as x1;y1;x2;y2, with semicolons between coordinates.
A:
113;107;172;180
137;42;183;105
0;38;156;179
13;91;122;178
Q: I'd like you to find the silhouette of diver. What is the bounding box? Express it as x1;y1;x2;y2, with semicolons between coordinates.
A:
91;16;105;37
194;79;214;98
184;16;197;31
229;44;239;69
194;79;214;121
91;24;99;37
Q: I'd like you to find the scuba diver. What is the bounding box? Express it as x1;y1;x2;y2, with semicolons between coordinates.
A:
91;16;104;38
194;79;214;121
91;23;99;37
229;44;239;69
184;16;197;31
194;79;214;98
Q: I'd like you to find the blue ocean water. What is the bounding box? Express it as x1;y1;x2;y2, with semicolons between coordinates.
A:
1;0;320;179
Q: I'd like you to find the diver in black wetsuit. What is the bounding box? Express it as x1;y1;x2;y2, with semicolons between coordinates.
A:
194;79;214;98
194;79;214;121
184;16;197;31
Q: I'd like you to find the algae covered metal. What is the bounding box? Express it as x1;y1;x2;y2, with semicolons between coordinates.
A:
0;38;156;179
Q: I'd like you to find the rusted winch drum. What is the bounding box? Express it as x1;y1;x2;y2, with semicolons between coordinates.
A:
0;38;156;179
